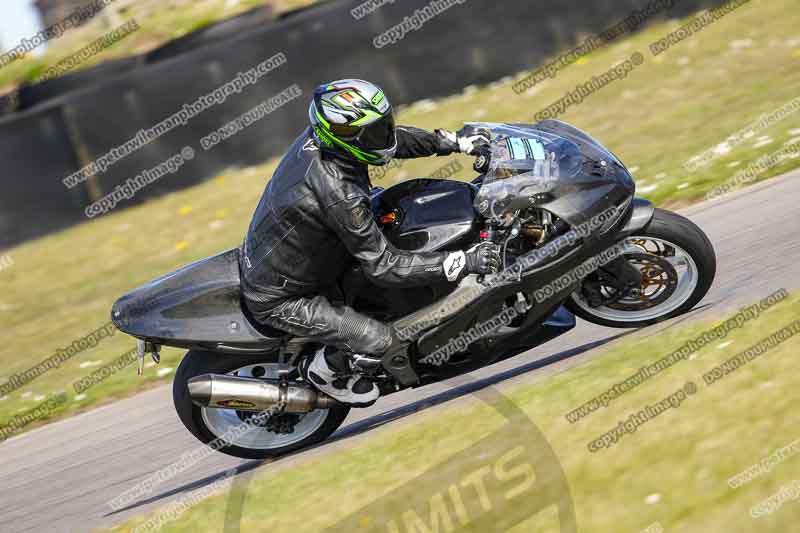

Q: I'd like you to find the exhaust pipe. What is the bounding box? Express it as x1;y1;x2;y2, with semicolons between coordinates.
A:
187;374;339;413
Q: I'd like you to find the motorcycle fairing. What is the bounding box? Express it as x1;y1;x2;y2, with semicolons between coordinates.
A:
111;248;284;354
473;120;636;230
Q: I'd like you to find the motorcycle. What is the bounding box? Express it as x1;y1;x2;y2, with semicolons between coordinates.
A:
111;120;716;459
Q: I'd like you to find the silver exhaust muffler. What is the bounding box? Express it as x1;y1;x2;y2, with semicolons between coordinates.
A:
187;373;339;413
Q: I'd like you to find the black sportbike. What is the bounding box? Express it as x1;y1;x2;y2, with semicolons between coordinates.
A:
112;121;716;459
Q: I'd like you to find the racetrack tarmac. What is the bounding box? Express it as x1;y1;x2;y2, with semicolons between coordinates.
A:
0;170;798;533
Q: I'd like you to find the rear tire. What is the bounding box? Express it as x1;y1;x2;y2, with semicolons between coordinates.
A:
566;208;716;328
173;350;350;459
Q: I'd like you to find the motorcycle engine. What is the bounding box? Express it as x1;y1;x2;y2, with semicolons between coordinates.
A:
498;207;565;264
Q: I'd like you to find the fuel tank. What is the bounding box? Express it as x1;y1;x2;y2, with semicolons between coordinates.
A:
344;178;481;320
373;178;480;252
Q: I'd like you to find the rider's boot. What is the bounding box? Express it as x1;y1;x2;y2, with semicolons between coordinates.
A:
300;346;380;406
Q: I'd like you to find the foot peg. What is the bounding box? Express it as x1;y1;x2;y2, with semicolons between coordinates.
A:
136;339;161;375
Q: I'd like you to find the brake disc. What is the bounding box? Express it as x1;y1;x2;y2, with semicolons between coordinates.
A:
604;253;678;311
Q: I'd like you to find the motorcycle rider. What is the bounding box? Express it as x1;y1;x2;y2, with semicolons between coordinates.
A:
240;79;500;405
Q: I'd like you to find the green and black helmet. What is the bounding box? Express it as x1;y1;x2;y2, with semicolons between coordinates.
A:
309;79;397;166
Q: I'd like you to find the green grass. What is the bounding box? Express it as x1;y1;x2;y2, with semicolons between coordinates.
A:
0;0;318;92
2;1;800;438
105;292;800;532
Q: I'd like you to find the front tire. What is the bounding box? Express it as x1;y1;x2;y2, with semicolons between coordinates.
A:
566;208;716;328
173;350;350;459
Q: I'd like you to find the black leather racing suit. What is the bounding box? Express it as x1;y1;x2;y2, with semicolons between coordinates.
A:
240;126;459;354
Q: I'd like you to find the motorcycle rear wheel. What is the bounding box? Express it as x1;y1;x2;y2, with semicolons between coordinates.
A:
173;350;350;459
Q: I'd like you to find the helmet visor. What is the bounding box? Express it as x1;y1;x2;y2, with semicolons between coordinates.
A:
329;122;361;140
358;113;396;150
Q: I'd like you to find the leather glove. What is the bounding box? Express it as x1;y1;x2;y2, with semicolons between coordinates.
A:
435;129;491;156
465;242;501;275
443;242;501;281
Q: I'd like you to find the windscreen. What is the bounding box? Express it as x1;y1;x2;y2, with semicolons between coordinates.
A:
470;123;584;185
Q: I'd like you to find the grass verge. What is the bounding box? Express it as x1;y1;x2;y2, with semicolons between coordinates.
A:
0;0;318;93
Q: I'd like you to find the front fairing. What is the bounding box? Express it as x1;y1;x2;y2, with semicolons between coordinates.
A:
471;120;635;228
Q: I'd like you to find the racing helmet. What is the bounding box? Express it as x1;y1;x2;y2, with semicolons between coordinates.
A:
309;79;397;166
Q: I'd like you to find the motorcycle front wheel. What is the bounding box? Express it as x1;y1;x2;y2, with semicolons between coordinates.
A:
566;208;716;328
